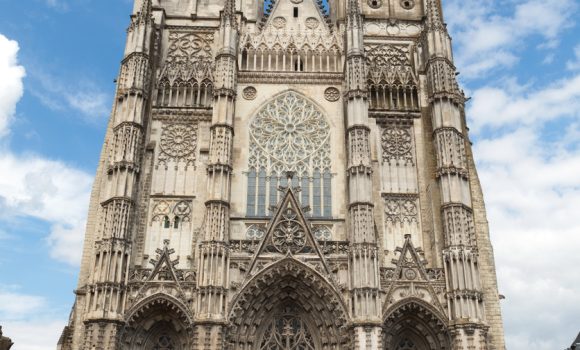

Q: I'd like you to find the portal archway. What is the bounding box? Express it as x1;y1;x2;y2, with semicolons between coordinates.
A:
383;299;451;350
119;293;194;350
227;258;349;350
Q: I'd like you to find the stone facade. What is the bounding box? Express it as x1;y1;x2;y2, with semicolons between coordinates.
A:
59;0;506;349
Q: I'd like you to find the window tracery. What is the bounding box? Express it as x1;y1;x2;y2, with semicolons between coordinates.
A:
365;44;419;111
156;31;215;108
259;314;316;350
239;27;343;73
247;92;332;218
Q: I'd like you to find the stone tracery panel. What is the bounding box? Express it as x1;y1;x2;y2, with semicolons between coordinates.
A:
366;43;419;111
156;31;215;108
239;26;343;73
247;92;332;218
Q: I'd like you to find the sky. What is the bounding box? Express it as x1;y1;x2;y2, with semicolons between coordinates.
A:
0;0;579;349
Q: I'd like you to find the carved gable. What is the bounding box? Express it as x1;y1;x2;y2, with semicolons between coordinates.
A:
382;235;446;313
247;185;331;276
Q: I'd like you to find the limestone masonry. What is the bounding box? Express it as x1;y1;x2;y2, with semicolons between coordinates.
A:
58;0;506;348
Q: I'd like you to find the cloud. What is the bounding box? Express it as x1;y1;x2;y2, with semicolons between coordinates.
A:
45;0;69;11
0;287;67;350
567;44;580;70
30;69;110;122
0;153;92;266
468;74;580;133
444;0;578;78
468;75;580;349
0;34;93;266
0;35;26;138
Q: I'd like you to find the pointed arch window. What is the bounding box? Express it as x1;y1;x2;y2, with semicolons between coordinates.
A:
247;92;332;218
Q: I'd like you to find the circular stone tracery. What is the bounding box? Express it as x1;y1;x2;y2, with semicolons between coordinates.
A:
381;127;412;157
160;124;197;158
250;92;330;168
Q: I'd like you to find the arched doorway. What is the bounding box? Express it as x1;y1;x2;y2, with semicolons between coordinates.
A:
383;300;451;350
119;294;194;350
228;258;349;350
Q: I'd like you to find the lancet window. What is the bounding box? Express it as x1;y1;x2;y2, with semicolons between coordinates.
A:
246;92;332;218
239;27;343;73
155;31;215;108
366;44;419;111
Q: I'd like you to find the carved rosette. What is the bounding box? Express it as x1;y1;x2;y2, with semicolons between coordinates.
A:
324;87;340;102
272;207;307;254
158;123;198;166
381;124;414;165
242;86;257;100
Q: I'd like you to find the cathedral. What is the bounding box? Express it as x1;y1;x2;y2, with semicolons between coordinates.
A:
58;0;506;348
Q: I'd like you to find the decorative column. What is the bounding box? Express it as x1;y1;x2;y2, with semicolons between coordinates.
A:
422;0;489;347
344;0;382;348
81;0;154;348
193;0;237;348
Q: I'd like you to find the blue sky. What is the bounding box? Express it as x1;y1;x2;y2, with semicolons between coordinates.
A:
0;0;579;349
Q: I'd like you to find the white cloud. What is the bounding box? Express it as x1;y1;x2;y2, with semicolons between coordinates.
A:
0;152;93;266
0;35;26;138
30;69;110;122
469;74;580;132
567;44;580;70
0;34;93;266
0;287;66;350
468;74;580;349
444;0;578;78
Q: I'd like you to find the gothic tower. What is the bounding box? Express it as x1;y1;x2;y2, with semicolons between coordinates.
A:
58;0;506;348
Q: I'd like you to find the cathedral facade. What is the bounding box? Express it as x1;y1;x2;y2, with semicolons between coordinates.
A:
58;0;506;348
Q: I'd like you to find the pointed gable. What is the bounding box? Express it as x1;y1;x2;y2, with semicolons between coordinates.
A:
247;182;331;276
383;235;446;313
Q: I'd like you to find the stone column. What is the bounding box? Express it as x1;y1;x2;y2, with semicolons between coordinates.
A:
193;1;238;349
422;0;489;347
344;0;382;348
81;1;154;348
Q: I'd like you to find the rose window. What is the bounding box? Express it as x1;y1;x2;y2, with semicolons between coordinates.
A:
247;92;333;218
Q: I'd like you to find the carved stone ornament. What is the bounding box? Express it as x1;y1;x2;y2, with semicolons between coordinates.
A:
305;17;320;29
242;86;257;100
272;207;307;254
404;268;417;280
290;0;303;3
324;87;340;102
159;123;197;165
382;125;414;165
368;0;382;9
246;225;266;240
384;195;418;224
272;17;287;29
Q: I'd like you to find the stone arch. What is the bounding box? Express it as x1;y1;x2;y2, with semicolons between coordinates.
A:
227;257;349;350
119;293;194;350
383;298;451;350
